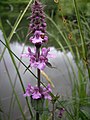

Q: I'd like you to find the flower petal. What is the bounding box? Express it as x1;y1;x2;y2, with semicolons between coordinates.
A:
38;62;46;70
32;91;41;99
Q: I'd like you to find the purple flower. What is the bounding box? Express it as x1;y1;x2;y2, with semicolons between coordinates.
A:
42;84;52;100
43;84;52;92
41;47;50;57
30;30;48;44
23;83;34;97
24;84;52;100
21;47;35;58
24;84;41;99
22;47;53;70
41;47;56;58
58;108;65;118
32;87;42;99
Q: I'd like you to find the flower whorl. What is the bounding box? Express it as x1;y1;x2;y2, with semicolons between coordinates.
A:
29;0;48;45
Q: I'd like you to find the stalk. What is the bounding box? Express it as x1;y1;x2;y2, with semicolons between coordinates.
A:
36;112;39;120
36;46;41;120
37;68;40;90
36;46;41;89
52;103;55;120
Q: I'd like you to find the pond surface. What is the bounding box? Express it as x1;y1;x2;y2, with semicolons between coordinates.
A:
0;30;78;119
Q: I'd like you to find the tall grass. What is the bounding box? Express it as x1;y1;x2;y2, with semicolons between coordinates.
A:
0;0;90;119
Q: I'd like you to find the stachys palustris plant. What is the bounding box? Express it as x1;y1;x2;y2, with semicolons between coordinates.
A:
22;0;65;119
22;0;53;120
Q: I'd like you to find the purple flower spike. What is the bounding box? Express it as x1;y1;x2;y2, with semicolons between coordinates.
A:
28;0;48;45
30;0;45;32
